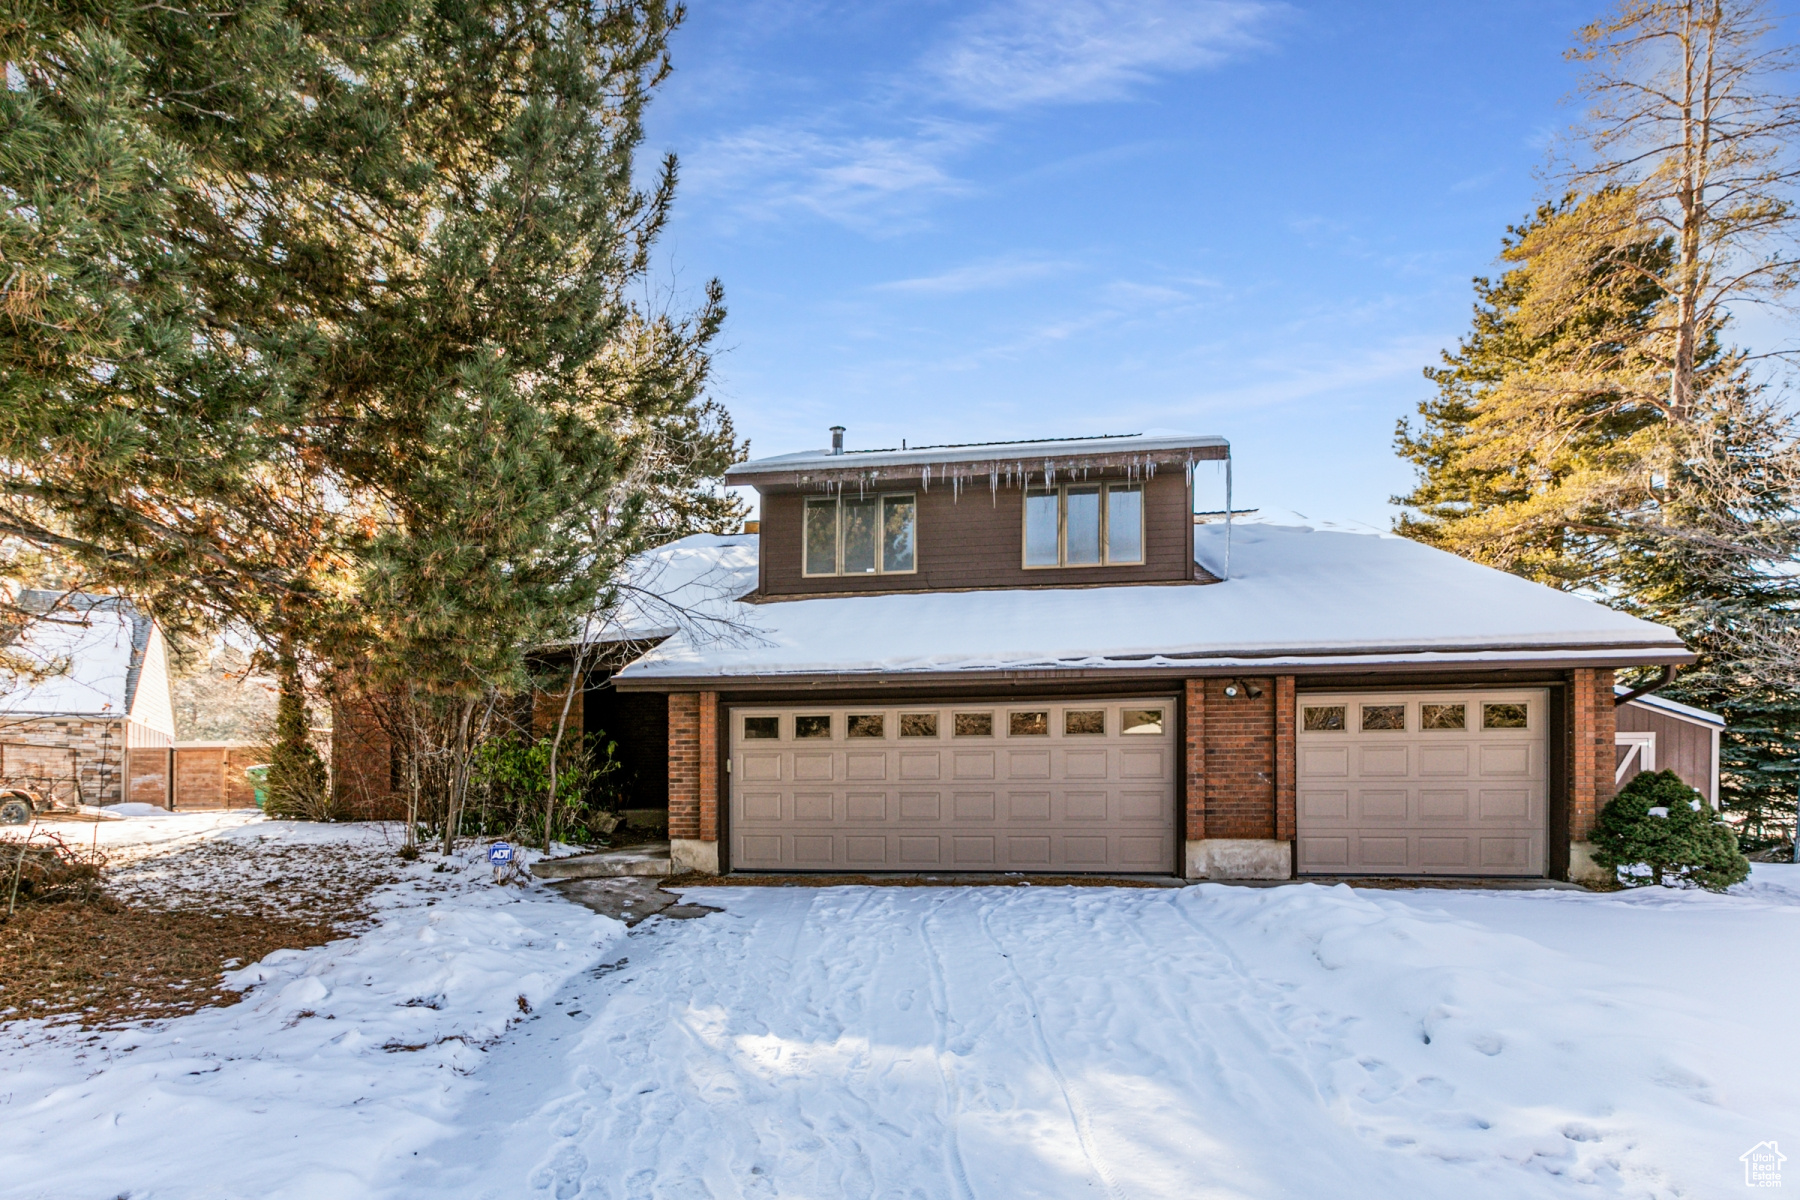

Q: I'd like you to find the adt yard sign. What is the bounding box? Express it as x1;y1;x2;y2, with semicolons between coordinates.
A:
487;842;515;865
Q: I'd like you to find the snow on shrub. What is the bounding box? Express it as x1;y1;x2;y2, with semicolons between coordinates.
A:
1592;768;1749;891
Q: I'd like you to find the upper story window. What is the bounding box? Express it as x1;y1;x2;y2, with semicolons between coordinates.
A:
804;493;917;576
1023;483;1144;568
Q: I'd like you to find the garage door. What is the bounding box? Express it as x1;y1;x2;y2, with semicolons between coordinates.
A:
730;698;1178;873
1296;689;1547;876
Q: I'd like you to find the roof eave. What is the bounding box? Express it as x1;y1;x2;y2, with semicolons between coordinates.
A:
611;642;1694;691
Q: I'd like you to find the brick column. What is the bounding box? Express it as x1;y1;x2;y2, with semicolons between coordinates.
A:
1570;668;1617;842
1274;675;1296;843
698;691;719;843
667;693;701;841
1184;679;1206;841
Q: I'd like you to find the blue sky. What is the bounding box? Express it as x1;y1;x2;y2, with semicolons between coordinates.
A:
642;0;1603;529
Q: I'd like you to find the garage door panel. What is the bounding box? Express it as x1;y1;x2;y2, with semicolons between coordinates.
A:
794;753;834;781
1419;790;1469;820
1297;689;1547;877
899;792;941;820
1007;751;1051;779
794;793;834;821
1301;789;1349;819
954;792;995;820
953;752;995;779
899;752;941;779
1479;744;1532;775
1418;746;1469;776
845;836;887;864
846;792;887;821
846;753;887;780
741;754;783;782
1067;791;1109;820
1064;749;1108;778
731;699;1177;874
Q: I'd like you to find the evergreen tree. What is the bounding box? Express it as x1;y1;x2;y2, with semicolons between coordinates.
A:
1592;769;1750;890
1397;0;1800;848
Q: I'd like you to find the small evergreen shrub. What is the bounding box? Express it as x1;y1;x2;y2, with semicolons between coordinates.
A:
1592;769;1750;892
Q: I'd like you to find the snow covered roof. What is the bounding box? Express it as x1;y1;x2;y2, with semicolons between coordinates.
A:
1614;685;1724;727
1;593;155;718
579;534;758;645
611;523;1691;686
724;432;1229;488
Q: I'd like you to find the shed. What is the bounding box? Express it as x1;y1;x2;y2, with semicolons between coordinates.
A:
1615;686;1724;807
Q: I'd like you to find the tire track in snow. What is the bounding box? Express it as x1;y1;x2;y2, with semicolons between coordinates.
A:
973;896;1125;1200
917;894;977;1200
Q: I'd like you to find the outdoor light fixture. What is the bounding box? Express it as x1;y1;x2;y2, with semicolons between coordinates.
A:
1222;679;1263;700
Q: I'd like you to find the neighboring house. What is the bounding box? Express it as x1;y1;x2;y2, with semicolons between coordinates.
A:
0;591;177;809
605;432;1691;883
1614;687;1723;807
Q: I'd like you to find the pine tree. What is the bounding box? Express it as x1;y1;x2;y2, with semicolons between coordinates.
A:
1397;1;1800;849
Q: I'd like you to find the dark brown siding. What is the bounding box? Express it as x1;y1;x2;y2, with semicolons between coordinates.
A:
1616;702;1717;804
755;468;1195;596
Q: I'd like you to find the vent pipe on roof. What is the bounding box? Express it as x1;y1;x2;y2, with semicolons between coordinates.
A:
830;426;845;455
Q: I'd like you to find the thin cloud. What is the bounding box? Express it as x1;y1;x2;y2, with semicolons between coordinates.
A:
935;0;1281;111
875;257;1070;294
683;119;986;232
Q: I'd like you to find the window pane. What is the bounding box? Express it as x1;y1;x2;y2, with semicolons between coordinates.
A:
804;500;837;575
953;712;993;736
1483;703;1528;729
1421;703;1466;730
1065;486;1101;565
1303;705;1346;732
1010;710;1049;736
1122;708;1164;734
882;496;916;572
1361;704;1405;731
900;713;939;737
1024;491;1060;566
742;716;779;740
1106;486;1143;564
842;497;878;573
1064;709;1105;735
795;714;832;739
847;713;884;738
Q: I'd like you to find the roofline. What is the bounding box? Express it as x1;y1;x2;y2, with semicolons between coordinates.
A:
1614;684;1725;726
612;644;1694;691
725;433;1228;486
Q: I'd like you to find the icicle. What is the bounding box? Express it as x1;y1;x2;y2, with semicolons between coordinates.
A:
1224;454;1233;581
990;470;998;503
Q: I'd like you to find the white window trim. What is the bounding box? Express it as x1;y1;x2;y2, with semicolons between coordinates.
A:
802;492;919;578
1021;482;1146;569
1615;731;1656;784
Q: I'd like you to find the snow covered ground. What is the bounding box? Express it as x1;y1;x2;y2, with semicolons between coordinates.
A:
3;820;1797;1199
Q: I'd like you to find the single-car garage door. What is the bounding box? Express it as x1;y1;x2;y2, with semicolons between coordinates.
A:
1296;689;1548;876
730;698;1178;873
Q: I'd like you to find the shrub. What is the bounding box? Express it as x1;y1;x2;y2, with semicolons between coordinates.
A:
465;732;619;845
1592;769;1750;892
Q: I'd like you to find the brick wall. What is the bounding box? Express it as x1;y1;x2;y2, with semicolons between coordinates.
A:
1274;675;1296;842
330;693;407;820
666;692;719;843
1;719;126;806
1183;680;1206;839
1186;677;1278;840
1571;668;1617;842
668;693;700;839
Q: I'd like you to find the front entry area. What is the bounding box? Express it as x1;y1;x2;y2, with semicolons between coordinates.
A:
1295;689;1549;877
729;698;1179;872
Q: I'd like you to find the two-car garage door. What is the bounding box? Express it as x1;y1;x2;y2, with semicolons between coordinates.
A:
1296;689;1548;876
729;698;1178;873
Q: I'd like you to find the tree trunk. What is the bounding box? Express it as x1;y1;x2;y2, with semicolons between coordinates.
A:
544;649;589;853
